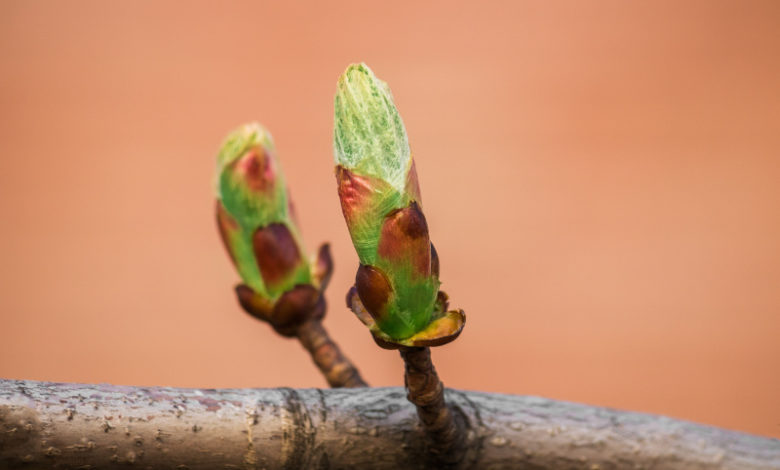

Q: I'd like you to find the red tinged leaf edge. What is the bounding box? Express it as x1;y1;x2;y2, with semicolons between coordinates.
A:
355;264;394;324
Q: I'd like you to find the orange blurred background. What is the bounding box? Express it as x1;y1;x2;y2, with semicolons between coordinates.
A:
1;1;778;438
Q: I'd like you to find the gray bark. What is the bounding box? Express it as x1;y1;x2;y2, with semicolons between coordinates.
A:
0;379;777;469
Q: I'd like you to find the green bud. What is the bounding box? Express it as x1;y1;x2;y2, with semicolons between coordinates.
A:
216;122;311;300
334;64;444;341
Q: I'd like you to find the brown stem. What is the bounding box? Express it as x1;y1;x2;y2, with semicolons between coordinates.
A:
297;320;367;388
399;346;465;466
235;282;368;388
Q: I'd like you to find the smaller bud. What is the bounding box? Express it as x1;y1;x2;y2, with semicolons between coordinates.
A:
216;123;311;300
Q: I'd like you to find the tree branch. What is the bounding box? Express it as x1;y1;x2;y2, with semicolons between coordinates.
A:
0;379;777;469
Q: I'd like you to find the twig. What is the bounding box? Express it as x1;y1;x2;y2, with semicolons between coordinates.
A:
297;319;367;388
399;346;465;466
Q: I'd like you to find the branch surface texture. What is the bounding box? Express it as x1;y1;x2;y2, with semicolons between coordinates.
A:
1;379;778;469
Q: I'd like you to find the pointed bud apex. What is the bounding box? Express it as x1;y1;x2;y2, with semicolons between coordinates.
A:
404;160;423;204
334;63;410;192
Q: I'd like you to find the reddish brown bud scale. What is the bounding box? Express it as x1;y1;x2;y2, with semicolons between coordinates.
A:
216;201;239;268
235;284;273;320
377;202;432;277
236;283;325;337
252;223;302;287
394;201;428;238
272;284;323;334
430;243;440;278
345;286;374;327
355;264;393;323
